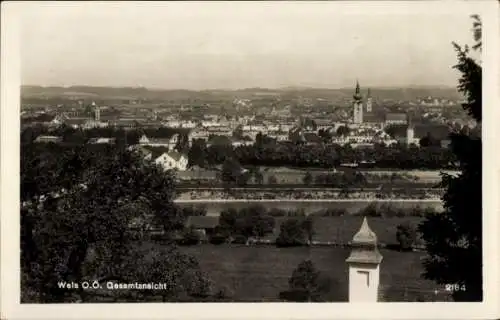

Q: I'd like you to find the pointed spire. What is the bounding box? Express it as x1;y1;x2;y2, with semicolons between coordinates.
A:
353;80;362;101
352;217;377;245
346;217;383;264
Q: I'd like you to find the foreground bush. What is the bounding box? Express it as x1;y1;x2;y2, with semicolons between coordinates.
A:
396;222;418;251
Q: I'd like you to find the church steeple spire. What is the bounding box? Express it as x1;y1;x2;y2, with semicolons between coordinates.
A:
353;80;362;101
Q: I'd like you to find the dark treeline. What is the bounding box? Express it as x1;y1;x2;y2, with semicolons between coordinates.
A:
189;138;458;170
23;125;457;170
21;125;190;148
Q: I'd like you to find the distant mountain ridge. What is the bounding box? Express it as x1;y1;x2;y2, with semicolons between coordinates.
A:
21;85;462;101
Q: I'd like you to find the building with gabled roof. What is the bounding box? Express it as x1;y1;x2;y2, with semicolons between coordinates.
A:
155;150;188;171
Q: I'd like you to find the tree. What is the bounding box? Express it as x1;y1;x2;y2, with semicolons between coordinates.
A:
336;125;350;137
419;132;440;148
276;218;306;247
218;207;275;241
396;222;417;251
419;16;482;302
20;144;195;302
187;139;208;167
253;169;264;185
220;158;243;186
303;171;313;185
301;216;315;244
281;260;333;302
267;174;278;184
232;125;244;139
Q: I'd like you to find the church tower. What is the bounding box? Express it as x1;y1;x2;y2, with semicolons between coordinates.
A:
366;88;373;112
346;217;383;302
353;80;363;124
92;101;100;122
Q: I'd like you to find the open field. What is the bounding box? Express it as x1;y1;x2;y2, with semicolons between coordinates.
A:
255;168;459;184
174;199;444;216
177;244;451;302
272;216;424;245
176;168;457;185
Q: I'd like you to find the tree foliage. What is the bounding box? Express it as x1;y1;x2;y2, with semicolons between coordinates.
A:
276;218;308;247
396;222;417;251
20;142;209;302
281;260;334;302
419;15;482;302
218;206;275;241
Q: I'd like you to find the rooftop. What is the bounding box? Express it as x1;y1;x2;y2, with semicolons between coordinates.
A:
346;217;383;264
167;151;186;162
352;217;378;245
385;113;407;122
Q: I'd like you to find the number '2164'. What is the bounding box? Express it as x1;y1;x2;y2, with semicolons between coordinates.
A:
445;284;466;292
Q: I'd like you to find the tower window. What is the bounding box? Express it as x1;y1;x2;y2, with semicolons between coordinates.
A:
357;270;370;286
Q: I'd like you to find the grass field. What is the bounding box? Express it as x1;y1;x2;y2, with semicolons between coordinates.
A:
271;216;424;245
178;244;451;302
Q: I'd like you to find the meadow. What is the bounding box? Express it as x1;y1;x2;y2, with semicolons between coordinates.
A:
271;216;424;245
179;244;452;302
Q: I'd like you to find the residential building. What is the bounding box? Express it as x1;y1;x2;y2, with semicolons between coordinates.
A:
155;151;188;171
88;137;116;144
34;135;63;144
385;113;408;125
139;133;180;149
128;145;153;161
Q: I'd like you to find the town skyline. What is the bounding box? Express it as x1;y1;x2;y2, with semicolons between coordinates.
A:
21;2;475;90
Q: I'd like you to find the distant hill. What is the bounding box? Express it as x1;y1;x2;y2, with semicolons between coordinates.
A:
21;85;462;102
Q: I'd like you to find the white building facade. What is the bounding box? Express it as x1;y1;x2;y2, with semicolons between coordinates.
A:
346;217;383;302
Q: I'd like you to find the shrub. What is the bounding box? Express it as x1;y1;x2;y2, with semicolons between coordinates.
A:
357;203;381;217
280;260;335;302
320;208;347;217
209;233;228;245
180;227;201;246
276;218;307;247
267;175;278;184
396;222;417;251
303;171;313;185
214;285;234;301
232;235;248;244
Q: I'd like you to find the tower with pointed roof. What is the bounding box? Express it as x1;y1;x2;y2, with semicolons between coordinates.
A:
366;88;373;112
346;217;383;302
353;80;364;124
406;114;414;146
92;101;100;122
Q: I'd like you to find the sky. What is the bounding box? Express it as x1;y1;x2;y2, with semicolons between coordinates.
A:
19;2;478;90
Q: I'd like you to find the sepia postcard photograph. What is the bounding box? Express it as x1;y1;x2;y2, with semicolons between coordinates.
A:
1;1;499;319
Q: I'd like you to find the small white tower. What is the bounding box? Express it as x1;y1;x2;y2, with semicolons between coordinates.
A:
346;217;383;302
366;88;373;112
92;101;100;122
406;114;414;146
